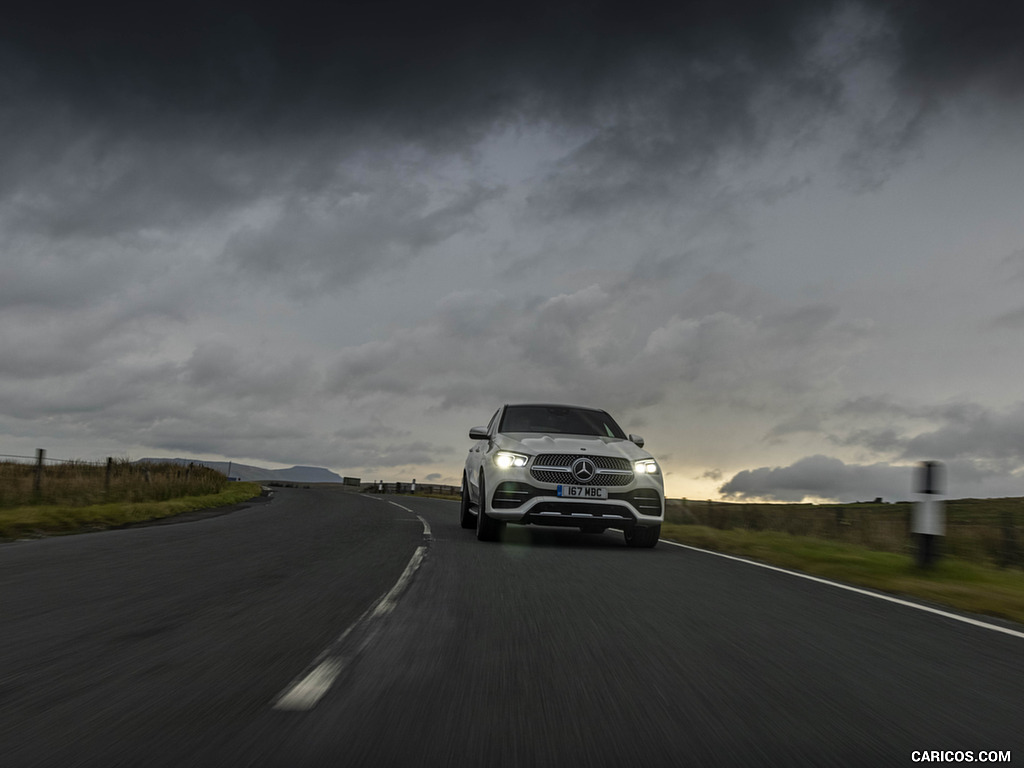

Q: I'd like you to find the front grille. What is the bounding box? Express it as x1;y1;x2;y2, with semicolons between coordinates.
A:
530;453;634;486
533;454;632;470
529;468;634;486
531;468;573;484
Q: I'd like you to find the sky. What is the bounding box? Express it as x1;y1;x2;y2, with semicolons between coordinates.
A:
2;1;1024;502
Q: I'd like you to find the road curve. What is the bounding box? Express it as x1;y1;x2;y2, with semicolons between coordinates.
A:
2;488;1022;766
0;487;423;767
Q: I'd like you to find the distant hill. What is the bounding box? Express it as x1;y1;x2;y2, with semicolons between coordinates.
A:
137;458;345;484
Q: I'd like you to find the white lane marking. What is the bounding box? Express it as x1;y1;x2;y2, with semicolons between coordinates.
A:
272;544;429;712
273;658;345;711
371;545;426;618
387;501;431;538
660;538;1024;641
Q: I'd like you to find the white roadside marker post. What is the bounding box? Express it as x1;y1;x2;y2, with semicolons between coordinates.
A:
913;460;945;568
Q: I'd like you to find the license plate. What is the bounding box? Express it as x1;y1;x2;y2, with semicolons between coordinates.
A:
557;485;607;499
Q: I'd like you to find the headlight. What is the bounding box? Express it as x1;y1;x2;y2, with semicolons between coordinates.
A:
494;451;529;469
634;459;659;475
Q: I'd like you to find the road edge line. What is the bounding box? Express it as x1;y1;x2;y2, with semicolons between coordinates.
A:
660;538;1024;640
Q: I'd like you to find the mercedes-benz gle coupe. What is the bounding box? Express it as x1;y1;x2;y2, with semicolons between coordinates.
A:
461;404;664;547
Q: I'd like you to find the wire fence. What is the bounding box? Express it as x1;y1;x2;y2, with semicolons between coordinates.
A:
665;497;1024;570
1;450;228;508
0;452;107;466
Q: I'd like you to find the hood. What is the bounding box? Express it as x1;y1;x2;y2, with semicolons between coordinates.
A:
499;433;652;460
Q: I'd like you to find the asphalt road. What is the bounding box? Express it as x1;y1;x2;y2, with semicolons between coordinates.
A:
1;487;1021;767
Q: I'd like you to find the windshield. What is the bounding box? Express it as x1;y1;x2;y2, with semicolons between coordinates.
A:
499;405;626;438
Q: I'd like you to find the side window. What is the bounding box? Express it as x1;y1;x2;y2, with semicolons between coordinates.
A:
486;409;501;436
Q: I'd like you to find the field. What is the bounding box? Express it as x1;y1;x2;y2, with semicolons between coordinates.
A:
0;459;261;539
0;458;231;508
665;497;1024;570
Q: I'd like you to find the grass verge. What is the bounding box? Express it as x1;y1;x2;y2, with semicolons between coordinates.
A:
661;523;1024;626
0;482;263;540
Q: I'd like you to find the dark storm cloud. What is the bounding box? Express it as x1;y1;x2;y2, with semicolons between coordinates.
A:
322;283;864;417
720;454;907;502
990;307;1024;329
5;1;1024;484
10;2;1021;144
223;178;503;291
0;133;263;237
0;332;453;468
2;2;820;133
901;404;1024;464
719;454;1022;503
989;249;1024;327
5;0;1021;285
880;1;1024;96
751;399;1024;499
826;399;1024;465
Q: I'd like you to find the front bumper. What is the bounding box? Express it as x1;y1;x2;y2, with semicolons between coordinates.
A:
487;479;664;529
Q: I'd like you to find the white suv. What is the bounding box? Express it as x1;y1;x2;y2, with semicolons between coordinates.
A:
461;404;664;547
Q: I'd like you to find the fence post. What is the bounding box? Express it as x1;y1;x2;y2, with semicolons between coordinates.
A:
33;448;45;495
105;457;113;493
1001;508;1020;570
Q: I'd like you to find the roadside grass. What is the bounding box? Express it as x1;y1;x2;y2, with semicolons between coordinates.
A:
0;482;263;540
1;458;230;508
666;497;1024;569
661;524;1024;626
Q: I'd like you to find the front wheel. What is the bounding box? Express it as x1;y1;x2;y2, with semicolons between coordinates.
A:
624;524;660;548
459;474;475;529
475;472;504;542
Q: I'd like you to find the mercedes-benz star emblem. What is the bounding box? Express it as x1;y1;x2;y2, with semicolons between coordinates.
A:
571;457;597;484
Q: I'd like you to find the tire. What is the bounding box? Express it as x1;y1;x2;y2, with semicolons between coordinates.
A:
624;524;660;548
459;474;475;529
475;472;504;542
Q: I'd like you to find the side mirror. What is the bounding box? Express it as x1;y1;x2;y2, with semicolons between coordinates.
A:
629;434;645;448
469;426;489;440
